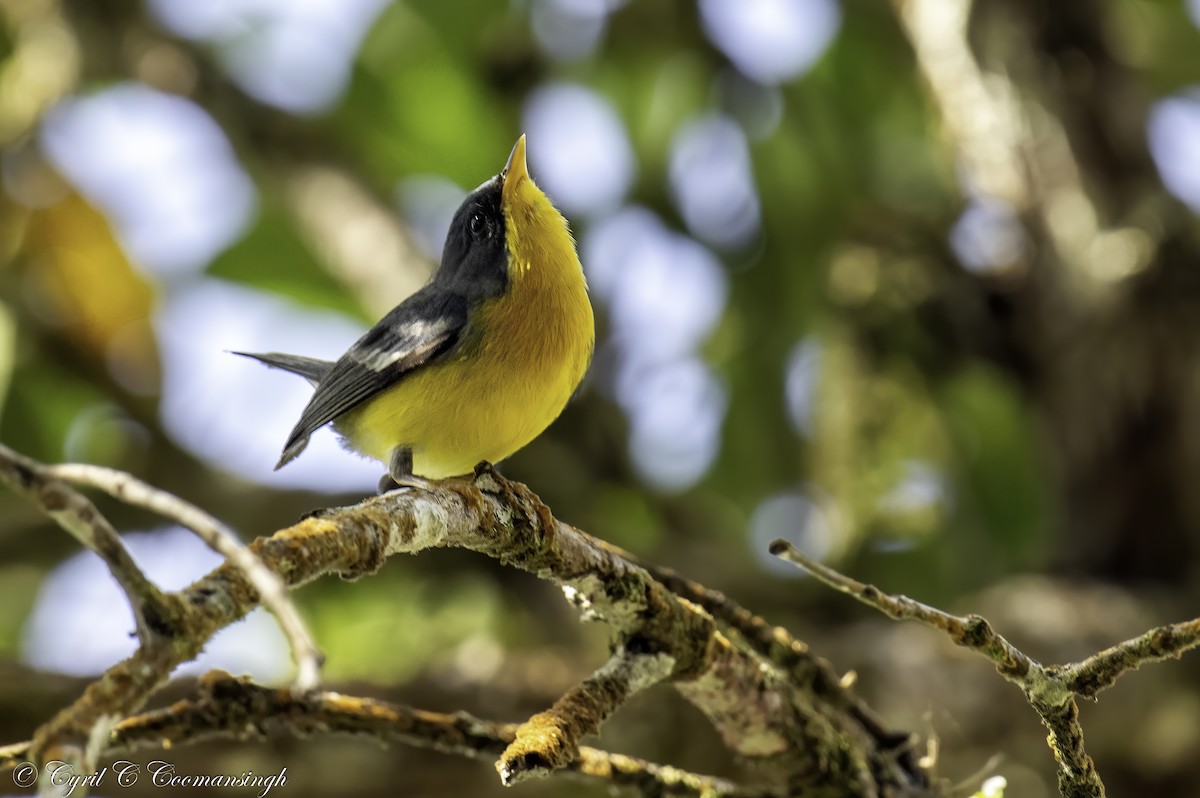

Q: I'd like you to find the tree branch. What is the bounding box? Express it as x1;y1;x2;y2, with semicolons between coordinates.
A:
4;451;928;797
496;647;674;785
1;670;776;798
1058;618;1200;699
45;463;322;692
770;540;1200;798
0;445;178;649
627;550;919;757
767;541;1042;693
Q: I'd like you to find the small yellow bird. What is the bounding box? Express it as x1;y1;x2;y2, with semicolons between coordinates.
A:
237;135;594;490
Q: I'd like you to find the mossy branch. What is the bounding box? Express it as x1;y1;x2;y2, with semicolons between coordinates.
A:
0;451;927;797
1;670;776;798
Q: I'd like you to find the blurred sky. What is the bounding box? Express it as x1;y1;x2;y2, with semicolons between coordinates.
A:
25;526;289;680
15;0;1200;675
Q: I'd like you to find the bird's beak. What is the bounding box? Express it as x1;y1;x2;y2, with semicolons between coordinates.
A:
501;134;528;202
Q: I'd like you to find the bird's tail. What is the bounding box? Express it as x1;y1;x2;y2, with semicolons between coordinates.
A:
275;434;310;471
232;351;333;386
233;351;330;469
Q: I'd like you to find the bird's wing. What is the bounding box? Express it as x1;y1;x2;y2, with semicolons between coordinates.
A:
277;289;469;469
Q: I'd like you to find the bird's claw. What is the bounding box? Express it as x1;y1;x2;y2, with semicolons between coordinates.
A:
378;472;438;494
473;460;499;479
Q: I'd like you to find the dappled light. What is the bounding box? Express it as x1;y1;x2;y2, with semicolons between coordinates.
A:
41;85;255;277
698;0;841;85
524;82;637;217
669;113;761;249
148;0;392;113
1149;93;1200;213
949;198;1026;276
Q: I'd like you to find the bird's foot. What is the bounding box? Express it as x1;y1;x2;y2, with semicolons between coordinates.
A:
471;460;505;486
378;472;438;494
378;446;438;494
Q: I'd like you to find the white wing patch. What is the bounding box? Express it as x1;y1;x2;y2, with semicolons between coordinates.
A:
357;318;450;372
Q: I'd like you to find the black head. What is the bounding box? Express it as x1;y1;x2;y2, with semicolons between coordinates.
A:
435;175;508;300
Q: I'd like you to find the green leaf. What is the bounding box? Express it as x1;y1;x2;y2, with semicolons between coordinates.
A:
208;194;365;319
941;364;1052;562
340;1;510;185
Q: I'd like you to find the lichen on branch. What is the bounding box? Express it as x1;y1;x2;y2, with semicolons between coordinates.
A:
0;451;927;798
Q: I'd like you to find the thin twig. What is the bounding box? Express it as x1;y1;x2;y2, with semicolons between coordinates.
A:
769;540;1106;798
767;540;1043;692
46;463;322;692
1059;618;1200;699
0;670;777;798
769;539;1200;705
0;444;177;645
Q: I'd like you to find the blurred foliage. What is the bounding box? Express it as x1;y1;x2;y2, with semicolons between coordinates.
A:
1;0;1199;796
208;192;364;319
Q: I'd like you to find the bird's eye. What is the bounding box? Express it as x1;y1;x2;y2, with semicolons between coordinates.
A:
469;212;488;237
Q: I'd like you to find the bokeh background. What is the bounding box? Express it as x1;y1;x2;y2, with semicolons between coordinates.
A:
2;0;1200;795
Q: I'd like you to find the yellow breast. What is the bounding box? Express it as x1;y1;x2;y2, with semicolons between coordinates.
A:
336;169;593;478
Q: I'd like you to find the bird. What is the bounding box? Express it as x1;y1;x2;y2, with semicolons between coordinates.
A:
236;135;594;492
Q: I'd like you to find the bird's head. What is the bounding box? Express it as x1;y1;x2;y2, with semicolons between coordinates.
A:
436;135;580;300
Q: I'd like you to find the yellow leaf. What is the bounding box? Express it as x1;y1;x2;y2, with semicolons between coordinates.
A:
22;193;160;395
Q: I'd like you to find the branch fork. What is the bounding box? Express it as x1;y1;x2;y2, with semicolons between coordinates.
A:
770;540;1200;798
